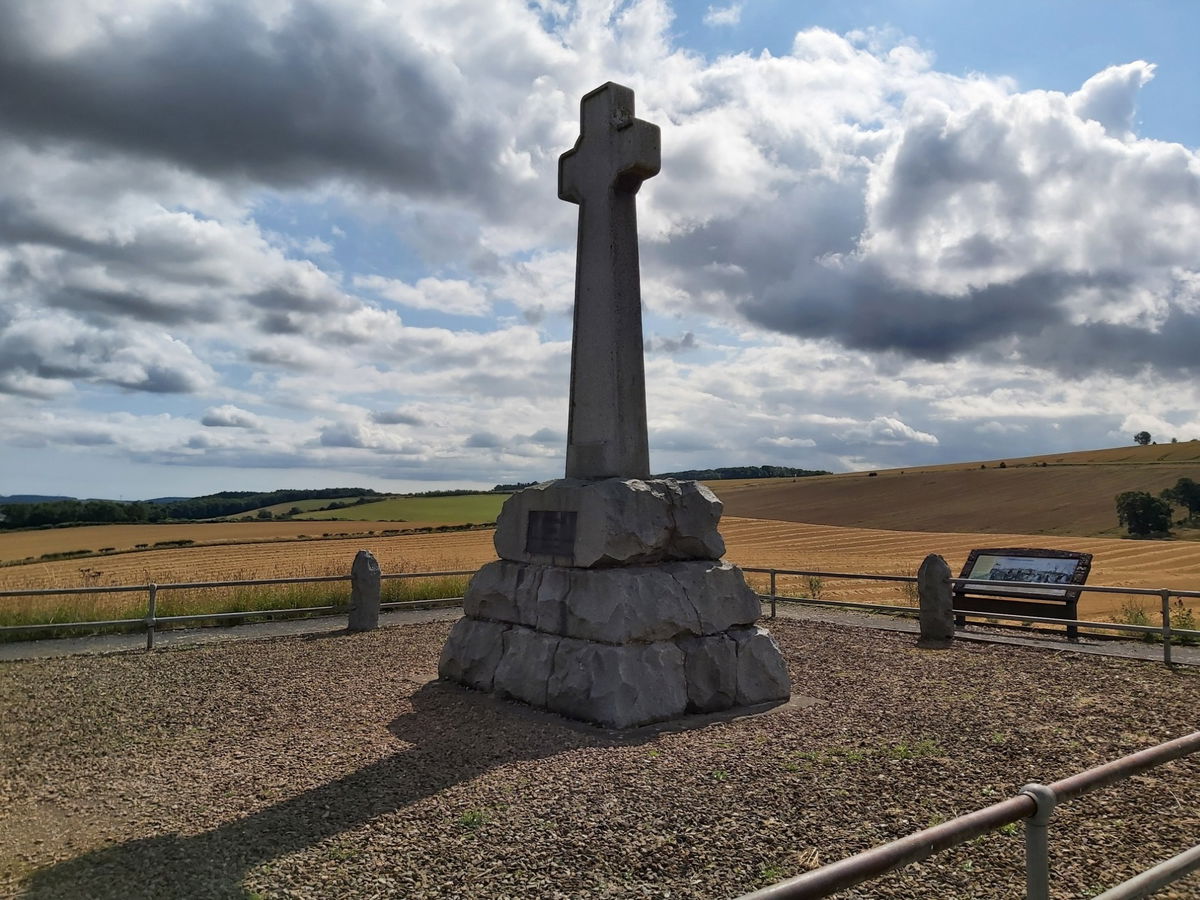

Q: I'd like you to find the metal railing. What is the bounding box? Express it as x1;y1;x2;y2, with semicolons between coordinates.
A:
744;567;1200;666
739;730;1200;899
0;569;475;649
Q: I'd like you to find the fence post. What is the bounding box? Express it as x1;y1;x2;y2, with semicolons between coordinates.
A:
145;583;157;651
916;554;954;649
769;570;777;619
1161;590;1173;667
349;550;381;631
1021;783;1056;900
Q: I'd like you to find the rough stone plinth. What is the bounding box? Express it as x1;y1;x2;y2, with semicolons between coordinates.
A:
494;477;724;567
463;559;760;644
439;617;790;729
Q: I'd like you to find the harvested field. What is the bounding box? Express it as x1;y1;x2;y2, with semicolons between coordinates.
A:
0;521;451;564
0;529;496;591
292;493;505;523
4;519;1200;625
720;518;1200;621
1;619;1196;899
713;464;1200;537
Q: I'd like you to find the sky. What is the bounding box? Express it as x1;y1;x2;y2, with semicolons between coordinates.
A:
2;0;1200;500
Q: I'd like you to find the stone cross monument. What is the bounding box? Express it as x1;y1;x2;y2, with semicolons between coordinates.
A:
559;82;657;480
439;83;790;729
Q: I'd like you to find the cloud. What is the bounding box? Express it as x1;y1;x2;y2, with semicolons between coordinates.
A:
0;306;215;396
703;3;742;27
834;416;939;446
318;423;367;449
201;405;262;429
465;432;505;449
1069;61;1156;138
1;2;1199;494
646;331;697;354
354;275;490;317
371;409;423;426
0;1;544;206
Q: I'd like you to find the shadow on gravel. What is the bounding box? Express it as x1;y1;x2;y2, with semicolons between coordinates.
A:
19;680;623;899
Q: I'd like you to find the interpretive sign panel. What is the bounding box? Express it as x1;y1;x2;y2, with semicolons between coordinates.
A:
957;547;1092;599
954;547;1093;639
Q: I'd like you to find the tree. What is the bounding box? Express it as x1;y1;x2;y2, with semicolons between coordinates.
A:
1134;431;1152;445
1161;478;1200;520
256;509;274;519
1115;491;1172;536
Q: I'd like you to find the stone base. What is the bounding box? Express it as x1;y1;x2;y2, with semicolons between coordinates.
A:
439;619;789;729
438;559;791;729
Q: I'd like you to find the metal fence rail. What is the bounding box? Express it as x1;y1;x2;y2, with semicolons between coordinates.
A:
4;563;1199;663
743;566;1200;665
0;569;476;649
740;730;1200;900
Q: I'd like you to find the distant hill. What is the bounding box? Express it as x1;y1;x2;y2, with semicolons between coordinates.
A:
0;495;74;504
712;443;1200;538
0;488;384;529
657;465;830;480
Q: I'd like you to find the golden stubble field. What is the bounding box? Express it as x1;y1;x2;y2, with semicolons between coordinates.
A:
4;517;1198;622
0;521;451;562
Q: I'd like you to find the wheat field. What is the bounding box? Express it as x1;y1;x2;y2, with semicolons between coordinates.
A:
0;521;462;563
4;517;1199;625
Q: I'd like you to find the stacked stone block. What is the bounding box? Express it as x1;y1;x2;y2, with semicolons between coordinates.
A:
439;478;791;728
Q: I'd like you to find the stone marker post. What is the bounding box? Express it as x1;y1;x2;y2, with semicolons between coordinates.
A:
916;553;954;649
437;83;791;729
349;549;381;632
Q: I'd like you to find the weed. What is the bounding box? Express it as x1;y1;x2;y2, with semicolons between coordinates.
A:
998;822;1020;836
1171;599;1198;646
711;769;729;782
805;575;824;601
1112;598;1156;642
458;809;487;830
758;866;785;884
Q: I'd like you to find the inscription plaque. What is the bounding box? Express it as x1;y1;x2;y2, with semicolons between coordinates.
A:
526;510;578;558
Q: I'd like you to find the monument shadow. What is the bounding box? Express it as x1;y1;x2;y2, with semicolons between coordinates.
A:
20;679;619;900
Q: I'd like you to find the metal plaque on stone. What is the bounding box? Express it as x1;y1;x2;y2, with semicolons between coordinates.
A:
525;510;577;558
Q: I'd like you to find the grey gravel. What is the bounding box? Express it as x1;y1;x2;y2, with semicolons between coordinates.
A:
1;619;1197;899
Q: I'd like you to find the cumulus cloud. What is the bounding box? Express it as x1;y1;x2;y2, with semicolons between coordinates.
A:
703;3;742;27
1;0;1198;493
355;275;490;317
1070;61;1156;138
371;409;423;426
201;405;262;429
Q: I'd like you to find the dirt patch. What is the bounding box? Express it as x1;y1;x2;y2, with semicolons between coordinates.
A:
2;620;1196;899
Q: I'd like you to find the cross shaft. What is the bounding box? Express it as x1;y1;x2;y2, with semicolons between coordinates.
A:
558;82;660;480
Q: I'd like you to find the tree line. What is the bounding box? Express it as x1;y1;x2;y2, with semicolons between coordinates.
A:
1115;477;1200;537
0;488;380;529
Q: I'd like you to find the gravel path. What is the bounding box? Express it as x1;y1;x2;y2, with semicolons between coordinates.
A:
1;619;1197;899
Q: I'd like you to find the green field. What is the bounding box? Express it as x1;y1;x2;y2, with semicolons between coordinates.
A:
292;494;505;524
239;496;369;517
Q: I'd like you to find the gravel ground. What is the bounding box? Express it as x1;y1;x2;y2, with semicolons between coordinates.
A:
1;619;1197;900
